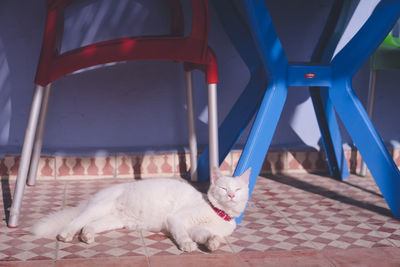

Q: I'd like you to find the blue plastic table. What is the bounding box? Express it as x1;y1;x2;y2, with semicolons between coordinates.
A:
198;0;400;223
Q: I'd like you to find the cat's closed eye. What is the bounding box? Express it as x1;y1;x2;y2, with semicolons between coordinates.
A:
218;186;227;192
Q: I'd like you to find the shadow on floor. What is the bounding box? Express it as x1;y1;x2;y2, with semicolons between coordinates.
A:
1;178;11;224
261;173;393;218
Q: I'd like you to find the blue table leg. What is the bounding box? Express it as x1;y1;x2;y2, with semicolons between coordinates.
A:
310;87;350;179
329;79;400;218
207;0;350;183
198;0;269;181
197;66;268;181
234;80;288;223
309;0;350;180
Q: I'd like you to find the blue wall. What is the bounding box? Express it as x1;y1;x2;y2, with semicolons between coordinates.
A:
0;0;399;157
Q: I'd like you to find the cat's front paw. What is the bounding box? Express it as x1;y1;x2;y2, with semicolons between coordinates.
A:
180;241;197;252
206;236;220;251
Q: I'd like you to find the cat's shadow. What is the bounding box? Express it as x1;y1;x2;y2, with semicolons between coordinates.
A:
162;230;214;253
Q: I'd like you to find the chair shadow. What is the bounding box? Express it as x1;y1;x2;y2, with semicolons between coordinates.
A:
288;143;370;179
1;178;11;224
130;149;193;180
261;173;393;218
289;150;331;174
131;155;144;180
341;180;383;199
177;149;189;179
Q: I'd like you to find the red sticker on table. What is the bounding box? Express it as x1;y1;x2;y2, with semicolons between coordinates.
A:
305;73;316;79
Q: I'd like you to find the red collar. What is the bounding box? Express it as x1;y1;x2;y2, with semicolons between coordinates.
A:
212;205;232;221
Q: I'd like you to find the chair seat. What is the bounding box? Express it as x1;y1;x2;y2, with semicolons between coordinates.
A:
371;45;400;70
371;33;400;70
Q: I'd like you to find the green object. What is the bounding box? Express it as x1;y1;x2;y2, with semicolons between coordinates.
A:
371;33;400;70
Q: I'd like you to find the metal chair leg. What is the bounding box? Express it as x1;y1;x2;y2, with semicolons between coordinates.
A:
185;71;198;181
8;84;48;227
27;84;52;186
360;70;377;176
207;83;219;170
197;66;267;181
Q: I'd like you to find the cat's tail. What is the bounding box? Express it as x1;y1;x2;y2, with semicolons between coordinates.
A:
30;201;87;238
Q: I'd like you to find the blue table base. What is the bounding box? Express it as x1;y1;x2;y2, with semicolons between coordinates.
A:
197;0;400;223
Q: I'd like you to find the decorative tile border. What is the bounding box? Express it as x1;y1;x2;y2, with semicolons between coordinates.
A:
55;156;117;179
116;155;133;178
1;149;399;180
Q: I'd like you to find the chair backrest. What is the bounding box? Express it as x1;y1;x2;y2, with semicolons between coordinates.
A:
35;0;210;86
370;33;400;70
381;33;400;48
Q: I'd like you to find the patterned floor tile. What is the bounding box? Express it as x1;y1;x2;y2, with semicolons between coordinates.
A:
0;233;56;261
293;222;394;250
366;222;400;247
227;222;315;253
63;179;123;207
141;231;184;256
2;173;400;263
141;230;232;256
0;181;64;261
57;229;146;260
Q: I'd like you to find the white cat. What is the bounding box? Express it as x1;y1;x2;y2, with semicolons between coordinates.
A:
31;167;250;252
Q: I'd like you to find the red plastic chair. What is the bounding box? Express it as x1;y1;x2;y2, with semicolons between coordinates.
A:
8;0;219;227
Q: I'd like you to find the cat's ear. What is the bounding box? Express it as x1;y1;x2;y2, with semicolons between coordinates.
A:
239;168;251;185
210;166;223;184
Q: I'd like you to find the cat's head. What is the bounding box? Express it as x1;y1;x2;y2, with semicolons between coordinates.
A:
207;167;251;218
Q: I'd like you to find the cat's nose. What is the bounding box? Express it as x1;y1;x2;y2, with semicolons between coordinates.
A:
228;193;235;199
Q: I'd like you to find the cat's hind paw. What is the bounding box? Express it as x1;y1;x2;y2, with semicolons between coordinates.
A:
56;233;73;243
180;241;197;252
206;236;220;251
80;226;95;244
80;231;95;244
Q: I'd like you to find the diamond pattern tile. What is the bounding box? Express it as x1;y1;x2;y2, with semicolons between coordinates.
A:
1;173;399;264
141;230;233;256
228;221;315;253
293;222;393;250
0;181;64;261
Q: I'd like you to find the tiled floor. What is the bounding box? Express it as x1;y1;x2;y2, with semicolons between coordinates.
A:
1;173;400;266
